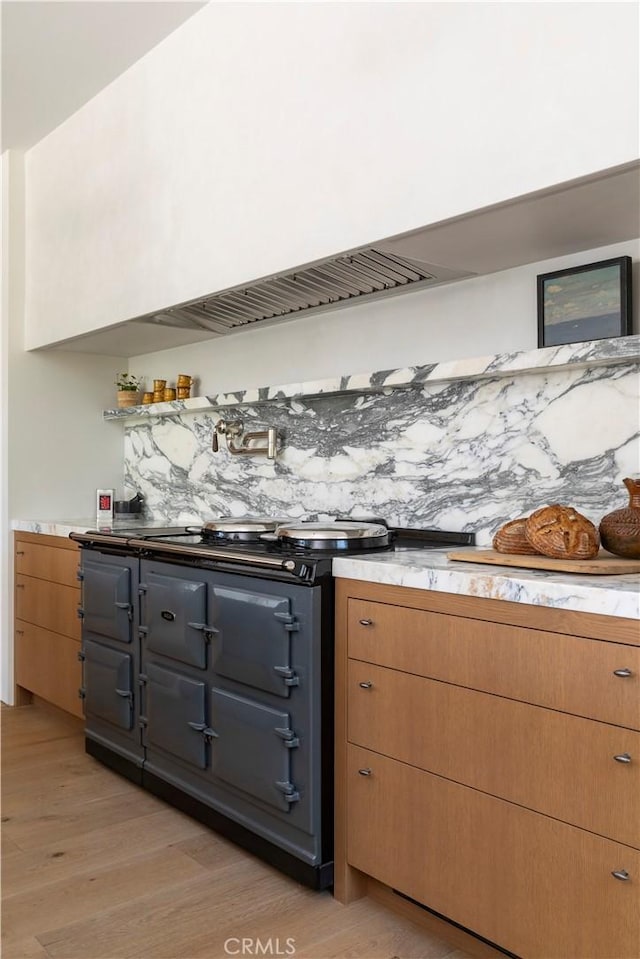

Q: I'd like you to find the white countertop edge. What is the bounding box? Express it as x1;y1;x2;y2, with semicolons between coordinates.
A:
332;550;640;620
11;518;94;537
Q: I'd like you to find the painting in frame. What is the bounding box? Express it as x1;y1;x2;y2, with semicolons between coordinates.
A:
537;255;632;349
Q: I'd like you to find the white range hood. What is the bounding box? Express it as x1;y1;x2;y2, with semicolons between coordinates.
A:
46;161;639;356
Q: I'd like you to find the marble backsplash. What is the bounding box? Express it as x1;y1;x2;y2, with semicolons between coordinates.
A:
123;344;640;545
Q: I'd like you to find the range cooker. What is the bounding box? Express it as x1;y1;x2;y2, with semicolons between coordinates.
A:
70;517;474;889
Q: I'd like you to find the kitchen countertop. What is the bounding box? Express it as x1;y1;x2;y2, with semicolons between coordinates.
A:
13;521;639;620
332;548;640;620
11;517;172;538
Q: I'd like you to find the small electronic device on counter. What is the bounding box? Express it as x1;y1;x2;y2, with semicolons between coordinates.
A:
95;488;115;528
114;492;144;515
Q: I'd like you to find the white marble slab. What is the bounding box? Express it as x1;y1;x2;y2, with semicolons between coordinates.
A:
12;518;96;537
332;548;640;620
121;357;640;545
10;517;172;537
103;334;640;421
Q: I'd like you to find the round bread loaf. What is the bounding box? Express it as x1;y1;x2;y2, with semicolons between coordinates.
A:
493;518;540;554
525;505;600;559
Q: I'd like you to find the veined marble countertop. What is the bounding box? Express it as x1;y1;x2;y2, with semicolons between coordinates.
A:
11;517;174;538
332;548;640;620
13;521;639;620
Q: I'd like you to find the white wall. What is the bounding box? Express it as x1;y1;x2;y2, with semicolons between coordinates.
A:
6;153;125;521
130;239;640;394
1;151;125;705
1;155;12;705
24;2;639;349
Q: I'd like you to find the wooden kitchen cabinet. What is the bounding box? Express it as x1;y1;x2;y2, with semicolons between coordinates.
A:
335;579;640;959
14;532;83;718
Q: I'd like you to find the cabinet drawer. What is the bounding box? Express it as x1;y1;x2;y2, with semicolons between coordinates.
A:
15;575;81;639
348;599;640;729
348;661;640;847
15;540;80;589
347;745;640;959
15;620;83;718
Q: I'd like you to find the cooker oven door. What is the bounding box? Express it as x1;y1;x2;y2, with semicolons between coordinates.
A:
82;556;133;644
209;584;297;697
143;662;208;769
209;687;299;813
142;567;208;669
83;638;134;731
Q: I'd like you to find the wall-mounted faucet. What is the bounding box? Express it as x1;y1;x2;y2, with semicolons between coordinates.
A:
212;419;278;459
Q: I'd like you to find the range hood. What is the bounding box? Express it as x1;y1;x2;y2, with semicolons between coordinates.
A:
45;161;638;356
137;246;470;336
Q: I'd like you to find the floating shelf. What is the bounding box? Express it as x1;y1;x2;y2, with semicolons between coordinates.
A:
103;335;640;422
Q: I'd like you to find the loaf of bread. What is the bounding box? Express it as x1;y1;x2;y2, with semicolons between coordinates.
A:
493;518;540;555
524;505;600;559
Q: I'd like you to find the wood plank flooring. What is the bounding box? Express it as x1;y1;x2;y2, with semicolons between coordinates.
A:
1;704;474;959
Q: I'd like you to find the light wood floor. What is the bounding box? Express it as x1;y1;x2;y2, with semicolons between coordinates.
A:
1;703;474;959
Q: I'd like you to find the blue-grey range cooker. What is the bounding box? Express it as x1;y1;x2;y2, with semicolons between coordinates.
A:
70;518;474;890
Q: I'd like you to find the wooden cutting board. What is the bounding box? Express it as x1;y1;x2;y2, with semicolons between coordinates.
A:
447;549;640;575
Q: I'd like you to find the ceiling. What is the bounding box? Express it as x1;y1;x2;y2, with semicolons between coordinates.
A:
1;0;206;151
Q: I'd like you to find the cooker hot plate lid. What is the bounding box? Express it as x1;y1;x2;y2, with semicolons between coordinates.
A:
273;521;390;550
200;516;295;543
202;516;291;534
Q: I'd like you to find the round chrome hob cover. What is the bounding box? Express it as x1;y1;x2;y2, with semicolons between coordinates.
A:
201;516;292;542
272;521;390;551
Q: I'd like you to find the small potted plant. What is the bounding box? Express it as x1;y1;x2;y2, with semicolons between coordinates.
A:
115;373;143;408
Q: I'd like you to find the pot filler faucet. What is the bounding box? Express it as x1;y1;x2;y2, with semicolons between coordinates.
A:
212;419;278;459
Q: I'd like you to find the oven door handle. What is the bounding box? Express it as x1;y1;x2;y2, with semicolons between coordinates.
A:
187;721;218;740
188;622;219;640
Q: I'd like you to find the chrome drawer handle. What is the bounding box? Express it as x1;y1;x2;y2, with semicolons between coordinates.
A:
359;681;373;689
358;767;372;776
613;668;633;678
613;753;632;764
359;618;373;627
612;870;630;881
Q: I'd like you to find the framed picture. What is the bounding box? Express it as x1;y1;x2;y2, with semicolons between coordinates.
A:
537;255;632;348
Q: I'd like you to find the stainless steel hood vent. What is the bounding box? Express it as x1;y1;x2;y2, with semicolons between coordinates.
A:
140;247;467;335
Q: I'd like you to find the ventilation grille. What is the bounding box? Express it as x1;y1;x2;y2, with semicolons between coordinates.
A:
142;247;439;334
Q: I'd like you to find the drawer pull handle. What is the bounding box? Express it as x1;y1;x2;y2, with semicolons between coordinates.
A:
359;681;373;689
613;753;632;764
611;870;630;881
359;618;373;627
613;668;633;678
15;584;24;589
15;550;24;556
358;767;372;777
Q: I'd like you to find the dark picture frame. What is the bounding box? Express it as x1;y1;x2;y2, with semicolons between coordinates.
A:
537;255;632;348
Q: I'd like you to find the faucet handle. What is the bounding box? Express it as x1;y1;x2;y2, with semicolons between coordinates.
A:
212;418;227;453
212;418;244;453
